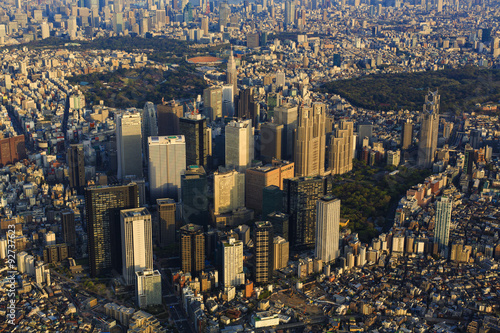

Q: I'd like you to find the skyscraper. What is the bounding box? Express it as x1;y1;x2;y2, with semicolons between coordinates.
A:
418;90;440;168
181;165;209;225
225;118;254;172
274;104;298;160
179;113;211;168
157;101;183;136
203;86;222;121
180;224;205;277
116;111;143;179
357;121;373;147
245;161;294;214
219;2;230;30
273;236;289;271
226;48;238;96
328;120;354;175
120;208;153;285
61;210;76;256
222;237;245;287
68;144;85;194
213;169;245;214
284;0;295;28
237;87;259;126
85;184;139;277
284;176;328;248
259;123;283;162
434;197;452;253
315;196;340;264
401;120;413;150
136;269;162;308
148;136;186;201
157;198;176;247
254;221;273;284
142;102;158;165
294;103;326;177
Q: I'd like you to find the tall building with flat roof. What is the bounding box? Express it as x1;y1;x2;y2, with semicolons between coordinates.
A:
315;196;340;264
203;86;222;121
213;169;245;214
180;224;205;277
262;186;283;218
148;136;186;201
136;269;162;308
254;221;273;284
181;165;209;225
245;161;294;214
157;198;176;247
85;184;139;277
328;120;354;175
225;118;254;172
116;110;143;179
294;103;326;177
222;237;245;287
226;48;237;95
120;208;153;285
273;236;289;271
401;120;413;150
157;101;183;135
68;144;85;194
179;113;212;168
418;90;440;168
0;135;26;167
273;104;298;160
61;209;76;256
284;176;329;249
142;102;158;165
434;196;452;253
260;122;283;162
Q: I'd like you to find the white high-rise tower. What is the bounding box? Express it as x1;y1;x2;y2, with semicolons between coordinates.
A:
315;196;341;263
116;110;143;179
225;119;254;172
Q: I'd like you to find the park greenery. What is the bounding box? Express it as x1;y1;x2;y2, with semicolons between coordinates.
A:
320;66;500;114
67;66;207;108
331;160;431;243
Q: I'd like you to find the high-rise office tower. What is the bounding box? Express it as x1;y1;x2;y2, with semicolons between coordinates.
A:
116;111;143;179
61;210;76;256
225;118;254;172
180;224;205;277
219;2;230;30
284;176;328;248
203;86;222;121
120;208;153;285
437;0;443;12
226;48;238;96
148;136;186;201
157;101;183;135
328;120;354;175
284;0;295;28
254;221;273;284
357;121;373;147
85;183;139;277
222;84;234;118
294;103;326;177
68;144;85;194
464;144;475;176
273;236;289;271
237;88;259;126
136;269;162;308
213;169;245;214
181;165;209;225
142;102;158;165
201;16;209;35
434;197;452;253
157;198;176;247
274;104;298;160
418;90;440;168
469;129;481;149
401;120;413;150
315;196;340;264
245;161;294;214
179;113;211;168
260;123;283;162
222;237;245;287
41;22;50;39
